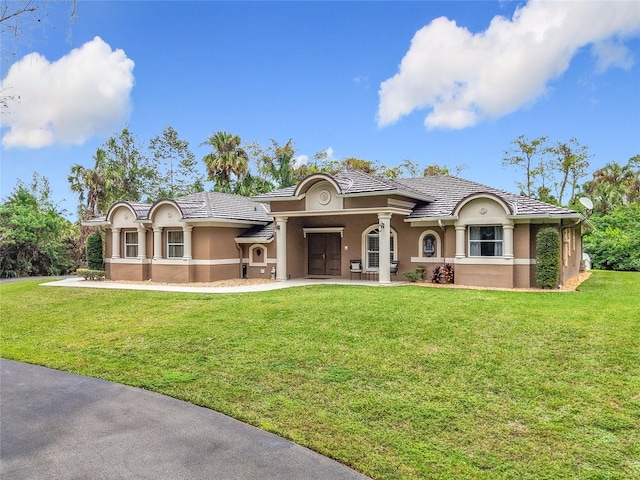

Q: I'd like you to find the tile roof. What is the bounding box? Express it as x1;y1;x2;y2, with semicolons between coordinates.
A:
253;170;433;201
397;176;578;218
236;223;275;241
174;192;271;222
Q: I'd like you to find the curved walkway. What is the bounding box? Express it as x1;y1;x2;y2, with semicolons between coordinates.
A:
1;359;369;480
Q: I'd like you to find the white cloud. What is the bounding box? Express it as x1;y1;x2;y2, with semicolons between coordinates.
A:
1;36;135;148
377;0;640;130
295;154;308;167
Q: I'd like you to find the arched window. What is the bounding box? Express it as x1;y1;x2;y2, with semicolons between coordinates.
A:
364;226;396;270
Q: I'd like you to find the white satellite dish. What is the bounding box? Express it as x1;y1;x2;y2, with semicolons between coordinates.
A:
579;197;594;211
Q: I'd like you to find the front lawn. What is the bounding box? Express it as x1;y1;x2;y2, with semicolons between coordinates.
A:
1;271;638;479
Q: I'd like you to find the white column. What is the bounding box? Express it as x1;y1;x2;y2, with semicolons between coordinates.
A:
503;224;514;258
455;226;466;259
111;228;121;259
153;227;163;260
378;213;392;284
275;217;288;281
137;227;147;259
183;225;193;260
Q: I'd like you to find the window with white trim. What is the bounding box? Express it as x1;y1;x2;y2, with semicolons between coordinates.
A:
365;227;396;270
469;226;503;257
167;230;184;258
124;231;138;258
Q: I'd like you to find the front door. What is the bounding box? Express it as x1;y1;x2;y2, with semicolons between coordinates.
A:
308;233;341;276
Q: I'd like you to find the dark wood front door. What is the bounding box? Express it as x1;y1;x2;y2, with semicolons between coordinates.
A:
308;233;341;276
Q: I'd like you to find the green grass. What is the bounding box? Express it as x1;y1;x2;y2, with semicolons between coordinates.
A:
1;271;639;479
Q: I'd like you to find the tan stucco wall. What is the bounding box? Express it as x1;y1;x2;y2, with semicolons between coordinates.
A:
192;227;243;260
455;264;514;288
109;262;151;281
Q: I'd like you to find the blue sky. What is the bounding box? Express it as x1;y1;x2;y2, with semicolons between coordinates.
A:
1;1;639;218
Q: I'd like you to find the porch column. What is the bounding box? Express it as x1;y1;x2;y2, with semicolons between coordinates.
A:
455;226;466;259
111;228;121;259
378;213;392;284
153;227;163;260
503;224;514;259
275;217;288;281
137;227;147;259
182;225;193;260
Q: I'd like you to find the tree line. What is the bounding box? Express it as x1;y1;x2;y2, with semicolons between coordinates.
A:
1;128;638;277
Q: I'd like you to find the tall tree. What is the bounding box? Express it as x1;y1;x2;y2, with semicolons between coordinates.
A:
548;138;591;207
201;131;249;193
103;128;153;203
148;125;204;198
502;135;549;198
255;139;303;189
68;148;110;219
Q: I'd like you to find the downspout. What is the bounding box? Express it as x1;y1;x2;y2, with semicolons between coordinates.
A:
236;243;243;279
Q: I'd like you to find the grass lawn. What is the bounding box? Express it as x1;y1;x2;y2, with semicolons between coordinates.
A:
1;271;639;479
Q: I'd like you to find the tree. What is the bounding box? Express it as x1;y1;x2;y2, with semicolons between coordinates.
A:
502;135;549;198
201;131;249;193
536;227;560;288
0;173;79;277
103;128;153;203
583;156;640;216
583;203;640;271
86;232;103;270
68;148;110;219
548;138;591;207
148;125;204;198
255;139;304;189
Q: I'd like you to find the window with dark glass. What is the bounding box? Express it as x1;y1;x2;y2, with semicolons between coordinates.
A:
469;226;503;256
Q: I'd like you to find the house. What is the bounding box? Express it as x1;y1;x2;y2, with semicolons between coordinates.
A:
91;171;587;288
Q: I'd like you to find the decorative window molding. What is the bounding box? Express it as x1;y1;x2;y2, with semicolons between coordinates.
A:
302;227;344;238
469;226;503;257
167;230;184;258
361;225;397;271
124;231;138;258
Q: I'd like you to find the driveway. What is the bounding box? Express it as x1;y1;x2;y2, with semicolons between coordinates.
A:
1;359;369;479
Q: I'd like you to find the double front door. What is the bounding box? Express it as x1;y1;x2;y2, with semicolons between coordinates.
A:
308;233;341;276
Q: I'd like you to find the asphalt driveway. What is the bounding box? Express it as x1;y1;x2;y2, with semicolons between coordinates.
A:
1;359;369;479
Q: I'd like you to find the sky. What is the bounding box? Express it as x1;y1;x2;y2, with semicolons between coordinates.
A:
1;0;639;218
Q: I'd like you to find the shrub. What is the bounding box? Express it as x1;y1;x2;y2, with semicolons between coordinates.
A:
86;233;104;270
432;264;454;284
76;268;106;280
536;227;560;288
404;270;423;282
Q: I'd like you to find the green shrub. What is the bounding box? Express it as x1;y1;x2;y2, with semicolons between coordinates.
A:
404;270;423;282
76;268;106;280
584;204;640;271
536;227;560;288
86;233;104;270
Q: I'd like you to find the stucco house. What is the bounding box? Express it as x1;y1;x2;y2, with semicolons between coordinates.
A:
92;171;587;288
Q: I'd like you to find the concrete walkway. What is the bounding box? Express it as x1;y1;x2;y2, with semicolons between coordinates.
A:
1;359;370;480
39;275;403;293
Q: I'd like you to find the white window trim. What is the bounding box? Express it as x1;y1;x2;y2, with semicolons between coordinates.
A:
124;231;138;258
468;225;504;258
167;229;184;258
361;224;397;271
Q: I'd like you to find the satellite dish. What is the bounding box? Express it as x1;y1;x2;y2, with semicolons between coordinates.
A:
579;197;594;211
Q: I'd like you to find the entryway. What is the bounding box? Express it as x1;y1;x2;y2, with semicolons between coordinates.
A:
308;233;341;276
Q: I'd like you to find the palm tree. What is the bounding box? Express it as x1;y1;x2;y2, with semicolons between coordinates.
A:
68;148;110;218
201;132;249;192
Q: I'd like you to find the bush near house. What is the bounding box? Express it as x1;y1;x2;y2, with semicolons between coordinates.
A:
536;227;560;288
86;233;104;270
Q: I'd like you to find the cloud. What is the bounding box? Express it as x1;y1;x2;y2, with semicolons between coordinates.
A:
1;36;135;148
377;0;640;130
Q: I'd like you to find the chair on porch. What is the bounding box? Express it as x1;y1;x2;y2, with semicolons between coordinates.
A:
349;259;362;279
390;260;400;279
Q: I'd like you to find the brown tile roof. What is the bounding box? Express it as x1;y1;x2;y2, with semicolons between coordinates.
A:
174;192;271;222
